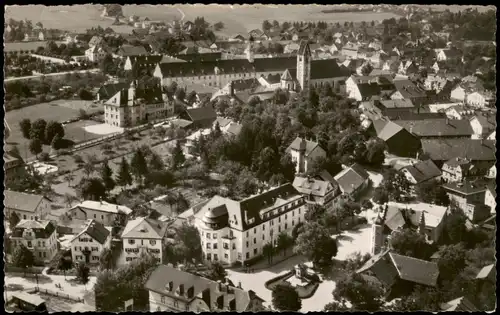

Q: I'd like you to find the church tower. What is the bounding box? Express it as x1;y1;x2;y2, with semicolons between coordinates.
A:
246;35;254;63
296;40;311;92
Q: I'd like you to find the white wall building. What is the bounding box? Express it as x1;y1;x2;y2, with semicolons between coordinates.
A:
194;184;309;265
121;217;168;264
10;220;58;263
70;219;112;264
68;200;132;226
4;191;52;221
285;137;327;174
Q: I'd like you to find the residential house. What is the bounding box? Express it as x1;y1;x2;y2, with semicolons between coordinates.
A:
391;79;428;107
96;82;129;102
436;48;462;62
398;60;419;76
401;160;442;185
345;74;396;101
486;130;495;140
285;137;327;174
123;55;164;73
466;90;495;108
4;191;52;221
23;30;45;41
483;181;496;214
184;129;212;156
116;44;149;58
376;99;416;116
356;250;440;297
67;200;132;226
11;220;58;263
440;297;479;312
420;139;495;167
450;85;467;103
104;81;174;127
179;106;218;130
368;40;382;51
393;118;473;140
441;157;492;183
469;113;496;139
423;74;449;92
444;105;475;120
145;264;264;312
70;219;112;264
371;119;421;157
341;43;361;59
121;217;168;264
333;163;370;199
88;35;106;47
194;184;308;264
292;176;340;210
4;153;26;187
475;263;496;284
85;44;109;62
443;179;491;212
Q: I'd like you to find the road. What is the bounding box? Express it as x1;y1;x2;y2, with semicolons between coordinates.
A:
5;68;101;82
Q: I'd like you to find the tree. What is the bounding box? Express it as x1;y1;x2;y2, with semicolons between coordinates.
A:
276;232;294;256
365;139;386;166
44;121;65;145
77;177;107;201
99;248;115;271
171;140;186;170
185;90;197;105
272;283;301;311
380;169;411;202
29;138;43;157
206;261;227;281
12;245;35;276
58;256;73;279
213;21;224;31
262;20;272;32
100;161;116;192
334;272;385;311
343;251;372;272
30;118;47;141
116;157;133;188
19;118;31;139
172;223;202;266
8;212;20;229
293;222;338;267
64;193;77;208
390;228;433;260
63;173;75;187
51;134;62;150
130;149;149;185
262;242;274;265
83;162;95;178
435;243;466;282
372;187;389;204
253;146;278;182
100;54;115;74
175;87;186;101
415;180;450;206
148;152;165;171
444;207;467;244
305;204;327;222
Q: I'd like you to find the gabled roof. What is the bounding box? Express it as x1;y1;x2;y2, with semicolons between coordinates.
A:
185;106;217;123
73;200;133;215
378;99;414;109
89;36;105;47
442;180;491;196
334;163;369;194
121;217;168;239
470;112;496;132
105;83;164;107
389;252;439;287
286;137;324;157
311;59;349;80
373;119;406;141
4;190;49;213
281;69;295;82
292;176;334;197
71;219;110;245
12;220;56;239
475;263;495;280
421;139;495;162
393;119;473;138
393;79;427;98
118;44;148;56
97;82;129;100
401;160;442;184
145;265;262;311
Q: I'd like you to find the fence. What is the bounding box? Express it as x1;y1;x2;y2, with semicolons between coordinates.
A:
35;287;84;303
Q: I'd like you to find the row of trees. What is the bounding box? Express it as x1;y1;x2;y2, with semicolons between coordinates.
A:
20;118;65;151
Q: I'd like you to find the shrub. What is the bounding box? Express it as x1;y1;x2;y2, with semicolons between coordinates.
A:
73;154;84;163
39;152;51;162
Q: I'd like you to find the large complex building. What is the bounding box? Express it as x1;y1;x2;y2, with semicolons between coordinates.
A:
10;220;58;263
194;183;308;265
103;81;174;127
154;41;349;93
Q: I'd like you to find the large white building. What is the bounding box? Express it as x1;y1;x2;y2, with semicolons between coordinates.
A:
4;191;52;221
121;217;168;264
154;41;349;93
10;220;58;263
103;81;174;127
85;44;109;62
194;183;309;265
67;200;132;226
70;219;112;264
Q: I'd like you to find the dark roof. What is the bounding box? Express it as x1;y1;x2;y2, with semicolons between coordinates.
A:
440;297;479;312
75;220;110;245
357;250;399;288
334;163;370;194
390;252;440;287
264;73;281;84
231;78;260;91
118;45;148;56
4;191;48;213
401;160;442;184
377;99;414;109
145;265;261;311
393;79;427;98
387;112;447;120
128;54;163;67
97;82;129;100
185;106;217;123
471;112;496;133
358;82;382;100
286;137;324;157
311;59;349;80
12;220;56;239
442;180;491;196
393;119;473;138
421;139;495;162
106;83;164;106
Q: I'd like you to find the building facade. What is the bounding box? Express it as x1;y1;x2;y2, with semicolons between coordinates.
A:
11;220;58;263
4;191;51;221
121;217;168;264
194;184;308;265
286;137;327;174
70;219;112;264
68;200;132;226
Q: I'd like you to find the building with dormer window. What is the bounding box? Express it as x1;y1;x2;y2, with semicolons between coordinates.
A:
194;183;309;265
11;220;58;263
145;265;264;312
121;217;168;263
70;219;112;264
285;137;327;175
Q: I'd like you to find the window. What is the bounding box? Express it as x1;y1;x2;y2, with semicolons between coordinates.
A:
224;253;228;259
292;210;295;216
207;243;211;249
150;240;156;246
213;233;217;238
285;214;287;220
94;214;97;219
27;241;32;248
207;233;211;239
254;228;257;234
128;239;135;245
161;296;166;304
298;208;301;214
253;238;256;244
262;224;265;231
278;226;281;233
213;243;218;249
101;215;104;220
246;252;250;259
214;254;218;261
246;231;249;237
23;215;27;220
43;252;46;258
278;217;281;223
238;253;242;260
201;231;204;237
285;223;288;229
292;220;295;226
232;243;236;250
246;241;249;247
223;243;229;250
207;253;212;261
39;252;42;258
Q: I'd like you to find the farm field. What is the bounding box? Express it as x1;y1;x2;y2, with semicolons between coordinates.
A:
5;100;105;159
4;41;65;52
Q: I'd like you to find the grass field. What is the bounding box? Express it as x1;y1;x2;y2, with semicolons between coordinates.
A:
5;100;105;159
4;41;66;52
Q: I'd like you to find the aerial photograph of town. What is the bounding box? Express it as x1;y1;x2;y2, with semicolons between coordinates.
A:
3;4;496;312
